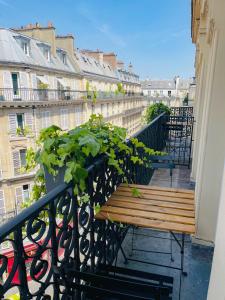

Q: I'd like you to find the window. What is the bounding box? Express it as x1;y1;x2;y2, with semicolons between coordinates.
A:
12;148;27;176
9;112;33;136
43;48;51;62
82;56;87;63
62;53;67;65
22;184;30;202
60;108;69;130
168;90;172;97
75;105;82;126
16;113;25;130
41;111;51;129
160;90;163;95
20;149;27;168
15;184;30;212
148;90;151;96
22;41;30;56
11;73;19;96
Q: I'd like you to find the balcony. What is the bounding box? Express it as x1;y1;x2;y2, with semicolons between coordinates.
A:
0;108;213;300
0;88;142;103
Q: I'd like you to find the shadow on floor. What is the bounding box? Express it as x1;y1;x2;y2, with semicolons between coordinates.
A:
116;228;213;300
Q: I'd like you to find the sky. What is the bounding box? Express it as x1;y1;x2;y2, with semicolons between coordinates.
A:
0;0;195;79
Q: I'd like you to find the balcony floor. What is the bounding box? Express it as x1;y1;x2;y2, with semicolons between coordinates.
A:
116;166;213;300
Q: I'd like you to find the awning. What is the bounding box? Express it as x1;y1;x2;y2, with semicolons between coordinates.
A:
57;78;67;87
36;75;49;85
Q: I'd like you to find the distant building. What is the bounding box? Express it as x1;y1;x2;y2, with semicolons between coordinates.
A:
0;23;144;220
141;76;196;106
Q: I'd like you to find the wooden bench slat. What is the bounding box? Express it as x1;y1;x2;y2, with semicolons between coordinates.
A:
96;212;195;234
100;206;195;225
112;191;194;205
121;183;194;195
106;199;195;218
110;195;194;211
117;186;194;200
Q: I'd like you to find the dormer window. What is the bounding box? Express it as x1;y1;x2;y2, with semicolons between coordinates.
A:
43;48;51;62
57;49;67;65
37;43;51;62
14;36;30;57
22;41;29;56
62;53;67;64
82;56;87;63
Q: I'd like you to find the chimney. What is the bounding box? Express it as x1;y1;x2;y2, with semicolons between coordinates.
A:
13;22;56;56
117;60;124;70
56;34;75;57
175;76;180;90
103;52;117;69
128;62;133;73
81;49;103;64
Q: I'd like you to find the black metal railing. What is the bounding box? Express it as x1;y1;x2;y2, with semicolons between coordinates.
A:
0;114;167;299
170;106;194;117
0;88;142;102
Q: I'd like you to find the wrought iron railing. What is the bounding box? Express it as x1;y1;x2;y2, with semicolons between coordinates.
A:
170;106;194;117
0;114;167;299
0;88;142;102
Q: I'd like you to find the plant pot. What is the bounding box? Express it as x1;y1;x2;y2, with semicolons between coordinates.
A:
44;165;66;193
44;154;106;193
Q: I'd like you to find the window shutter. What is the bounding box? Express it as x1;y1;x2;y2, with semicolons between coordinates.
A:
12;150;21;175
75;105;82;126
31;73;37;89
3;71;13;88
0;190;5;215
19;72;29;89
15;187;23;212
41;111;51;129
60;108;69;130
0;157;3;180
25;112;33;131
8;113;17;136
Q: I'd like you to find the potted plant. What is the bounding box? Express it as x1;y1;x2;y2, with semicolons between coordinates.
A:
24;114;162;206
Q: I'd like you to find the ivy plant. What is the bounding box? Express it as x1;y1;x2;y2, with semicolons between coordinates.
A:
24;114;162;208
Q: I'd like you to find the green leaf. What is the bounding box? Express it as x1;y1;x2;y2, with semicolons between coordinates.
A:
78;135;101;157
94;203;101;214
80;194;90;204
131;187;142;198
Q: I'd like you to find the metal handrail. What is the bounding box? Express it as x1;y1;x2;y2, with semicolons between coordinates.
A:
0;88;143;102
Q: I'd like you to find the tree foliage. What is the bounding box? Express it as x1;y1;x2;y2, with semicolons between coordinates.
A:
144;103;171;123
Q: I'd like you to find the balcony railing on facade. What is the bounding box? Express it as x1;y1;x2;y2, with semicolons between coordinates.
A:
0;88;142;103
0;108;194;299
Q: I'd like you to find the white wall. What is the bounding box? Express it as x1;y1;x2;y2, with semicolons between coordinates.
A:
193;0;225;244
207;161;225;300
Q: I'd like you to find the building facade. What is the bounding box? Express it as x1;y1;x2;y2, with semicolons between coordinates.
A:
141;76;196;107
0;23;144;220
191;0;225;298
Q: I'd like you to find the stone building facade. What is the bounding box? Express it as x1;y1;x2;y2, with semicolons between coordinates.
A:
0;23;144;219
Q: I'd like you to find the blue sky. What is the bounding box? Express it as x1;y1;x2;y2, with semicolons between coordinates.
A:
0;0;195;79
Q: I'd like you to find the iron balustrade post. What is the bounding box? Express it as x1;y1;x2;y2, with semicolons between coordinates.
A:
49;200;60;299
14;227;30;300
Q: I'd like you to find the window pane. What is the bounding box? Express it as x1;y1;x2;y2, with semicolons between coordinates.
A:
20;149;27;167
12;73;19;95
23;184;30;201
17;114;24;129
